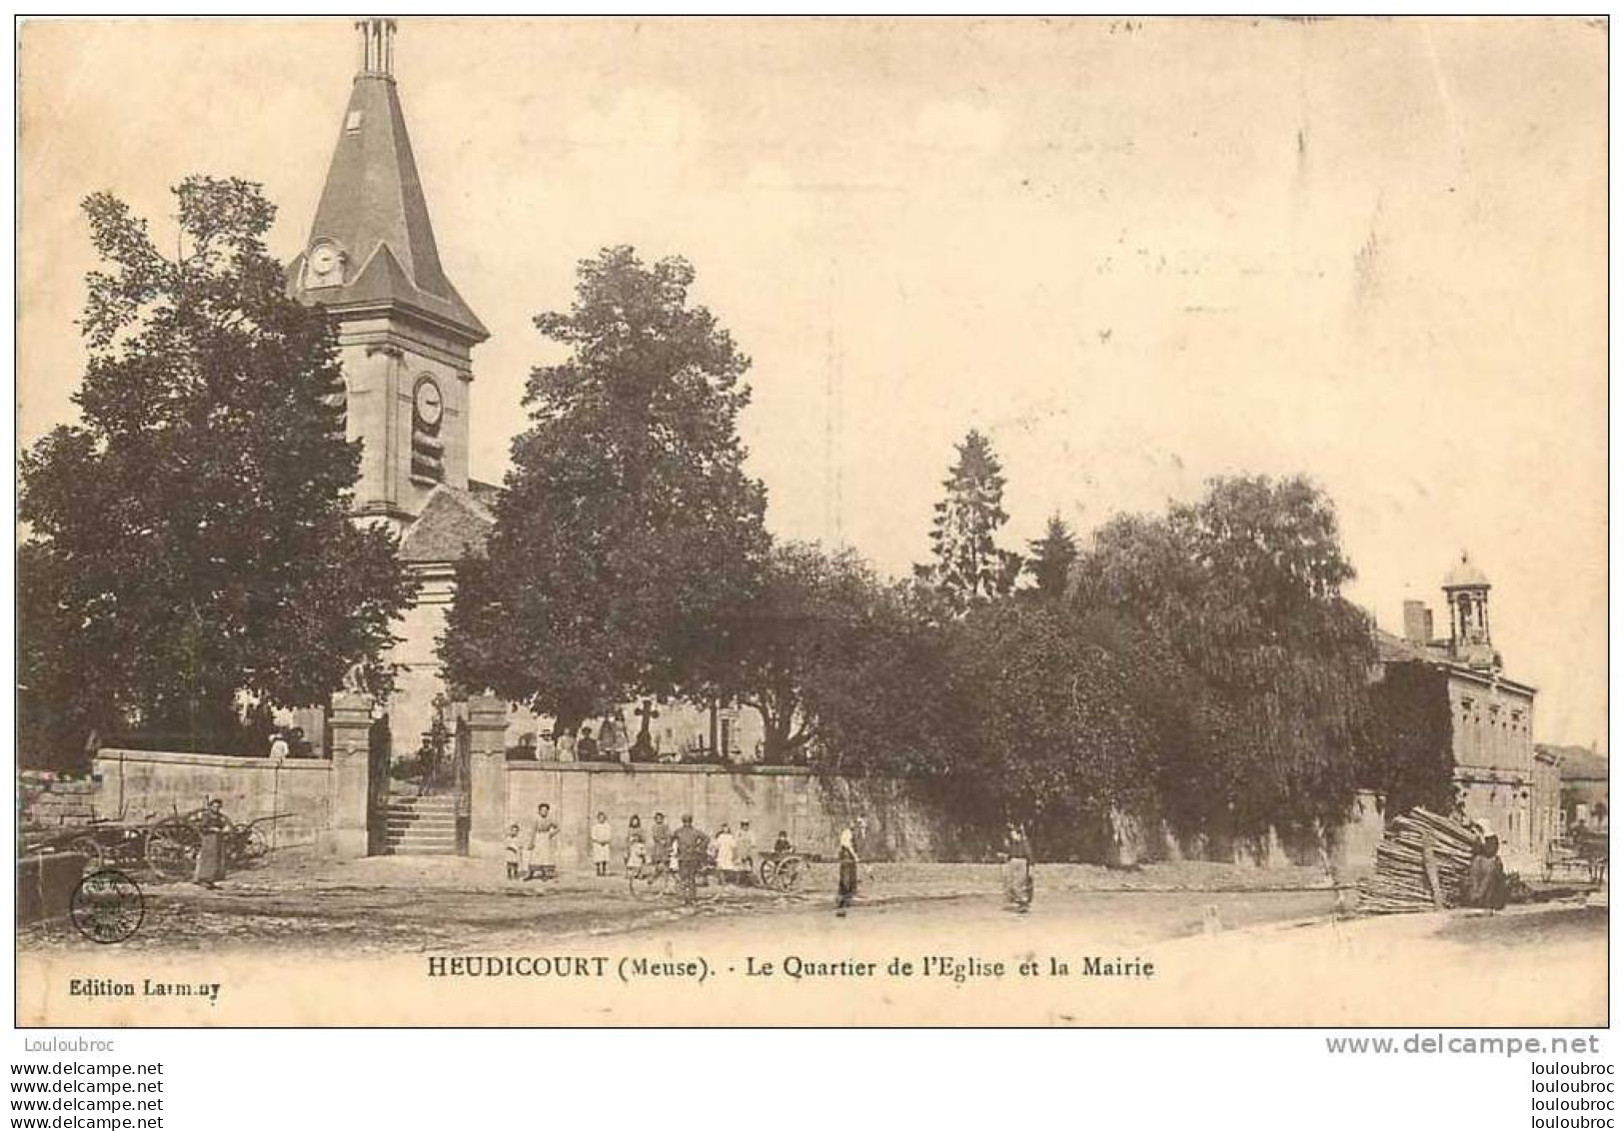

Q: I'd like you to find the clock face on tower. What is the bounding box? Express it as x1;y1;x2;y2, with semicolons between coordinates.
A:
413;376;444;428
306;241;343;287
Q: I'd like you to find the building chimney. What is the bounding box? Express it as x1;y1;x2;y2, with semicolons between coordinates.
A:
1402;599;1432;645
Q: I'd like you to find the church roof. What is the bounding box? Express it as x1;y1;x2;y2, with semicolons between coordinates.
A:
467;477;504;509
1443;551;1490;590
399;484;495;564
291;70;487;343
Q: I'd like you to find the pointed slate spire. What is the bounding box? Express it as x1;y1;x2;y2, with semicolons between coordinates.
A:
292;19;487;343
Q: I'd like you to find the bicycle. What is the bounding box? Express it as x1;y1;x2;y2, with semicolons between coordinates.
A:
627;860;675;901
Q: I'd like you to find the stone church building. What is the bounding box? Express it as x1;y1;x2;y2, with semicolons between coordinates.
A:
287;21;762;764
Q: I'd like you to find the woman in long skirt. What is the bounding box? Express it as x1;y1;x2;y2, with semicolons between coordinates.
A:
625;814;647;874
590;812;613;877
194;799;229;889
835;826;859;916
1002;823;1033;912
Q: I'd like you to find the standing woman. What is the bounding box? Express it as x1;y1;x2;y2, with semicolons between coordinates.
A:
1003;823;1034;913
194;798;230;890
527;802;560;881
625;814;647;874
590;812;613;877
835;826;859;916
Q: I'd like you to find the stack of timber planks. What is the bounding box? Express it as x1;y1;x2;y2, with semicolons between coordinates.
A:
1357;808;1478;914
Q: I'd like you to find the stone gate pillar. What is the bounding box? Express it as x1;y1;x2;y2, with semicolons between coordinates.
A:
467;696;509;860
323;692;374;858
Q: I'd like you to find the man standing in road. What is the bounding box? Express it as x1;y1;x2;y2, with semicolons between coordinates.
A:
673;814;708;904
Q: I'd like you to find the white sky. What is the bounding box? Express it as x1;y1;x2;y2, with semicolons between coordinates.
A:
18;17;1607;749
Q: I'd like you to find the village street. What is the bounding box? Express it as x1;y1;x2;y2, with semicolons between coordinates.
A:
22;852;1348;955
19;850;1605;1026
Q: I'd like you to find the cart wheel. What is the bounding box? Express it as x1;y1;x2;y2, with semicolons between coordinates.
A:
238;826;270;865
68;836;105;877
144;827;196;880
629;867;660;901
759;858;779;889
774;856;802;891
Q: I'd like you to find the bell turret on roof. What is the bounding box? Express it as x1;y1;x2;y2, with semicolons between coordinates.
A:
1443;551;1490;590
290;19;487;344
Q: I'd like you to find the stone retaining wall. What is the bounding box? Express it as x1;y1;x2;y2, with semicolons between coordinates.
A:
19;775;99;829
90;749;335;849
497;761;946;866
50;734;1389;875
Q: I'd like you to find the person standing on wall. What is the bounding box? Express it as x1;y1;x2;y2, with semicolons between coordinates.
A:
576;727;600;762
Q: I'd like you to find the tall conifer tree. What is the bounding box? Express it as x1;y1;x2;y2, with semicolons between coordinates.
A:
916;429;1022;612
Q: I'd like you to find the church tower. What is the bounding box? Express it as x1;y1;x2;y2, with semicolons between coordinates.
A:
291;18;488;534
293;20;497;764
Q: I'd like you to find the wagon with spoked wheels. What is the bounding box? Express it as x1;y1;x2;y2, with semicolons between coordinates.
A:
22;820;146;878
758;853;804;892
141;807;290;880
141;816;204;880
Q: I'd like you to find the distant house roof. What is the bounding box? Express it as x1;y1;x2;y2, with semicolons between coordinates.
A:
1372;627;1535;695
1374;627;1437;665
1541;744;1608;782
399;485;494;564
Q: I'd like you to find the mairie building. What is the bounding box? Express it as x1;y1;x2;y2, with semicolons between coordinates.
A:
1374;553;1559;870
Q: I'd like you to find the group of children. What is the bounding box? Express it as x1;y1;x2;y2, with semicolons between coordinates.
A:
504;806;795;882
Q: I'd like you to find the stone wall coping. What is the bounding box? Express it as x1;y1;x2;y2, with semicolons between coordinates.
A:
504;760;813;777
96;748;333;772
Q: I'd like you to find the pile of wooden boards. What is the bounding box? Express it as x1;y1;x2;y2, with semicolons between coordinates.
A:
1357;807;1478;914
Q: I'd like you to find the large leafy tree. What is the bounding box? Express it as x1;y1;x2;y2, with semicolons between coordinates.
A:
942;601;1172;854
19;177;412;767
1359;661;1457;821
442;247;769;731
706;541;887;764
916;429;1022;612
1073;474;1376;838
795;579;962;781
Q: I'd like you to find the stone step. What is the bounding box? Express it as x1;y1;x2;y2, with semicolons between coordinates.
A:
381;838;459;852
385;799;459;810
375;846;460;856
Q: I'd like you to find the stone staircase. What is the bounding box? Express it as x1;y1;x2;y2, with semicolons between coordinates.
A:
377;795;461;855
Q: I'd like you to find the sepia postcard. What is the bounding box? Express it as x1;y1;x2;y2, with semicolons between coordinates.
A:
15;16;1607;1027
